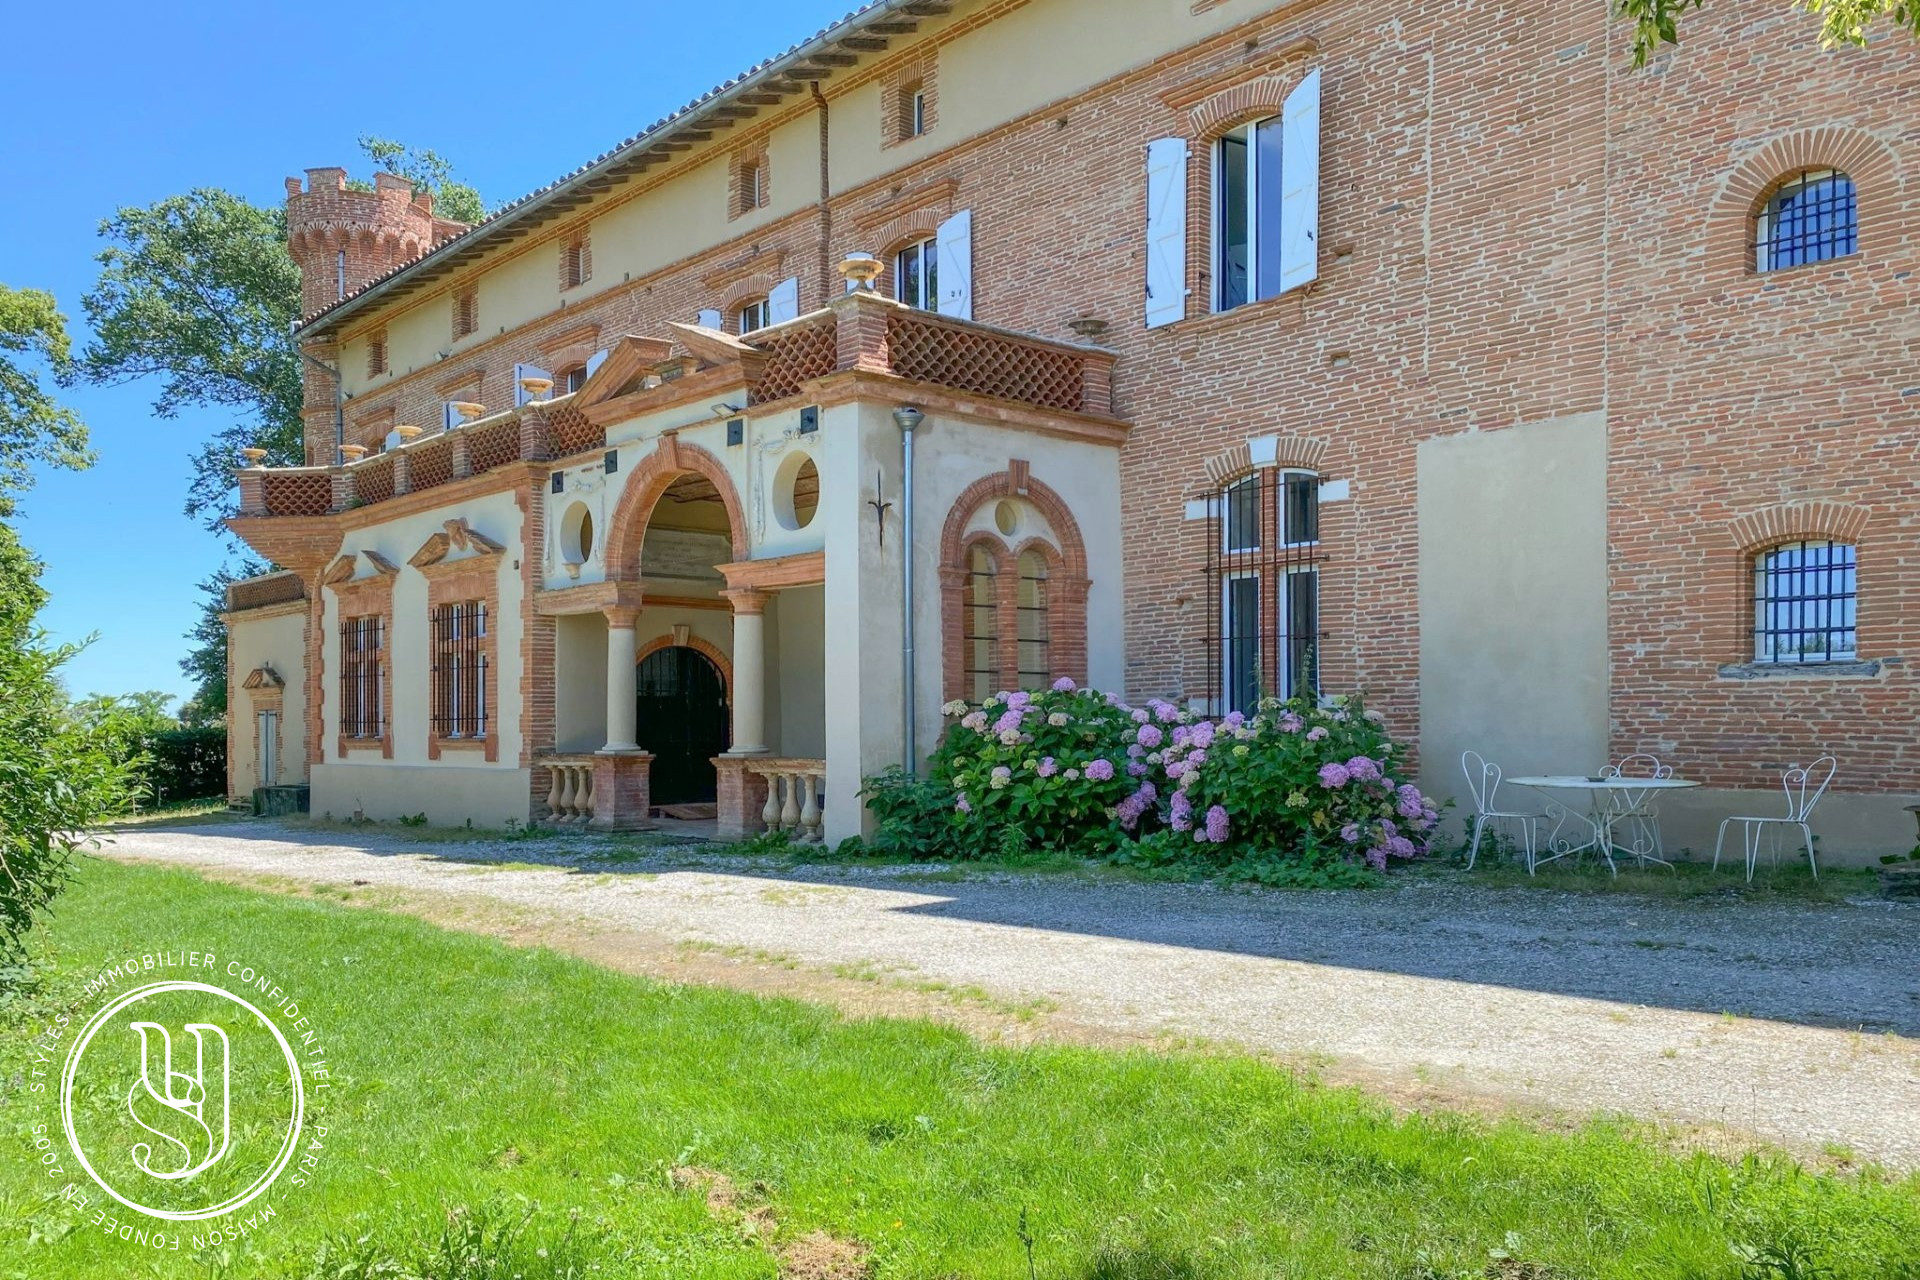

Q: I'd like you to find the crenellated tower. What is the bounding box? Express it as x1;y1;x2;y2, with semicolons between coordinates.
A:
284;168;468;462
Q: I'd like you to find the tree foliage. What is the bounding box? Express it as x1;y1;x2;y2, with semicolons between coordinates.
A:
357;136;487;225
0;523;135;967
1618;0;1920;64
0;285;92;517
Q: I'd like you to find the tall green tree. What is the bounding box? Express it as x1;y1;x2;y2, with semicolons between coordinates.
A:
75;141;485;718
0;285;93;516
1620;0;1919;64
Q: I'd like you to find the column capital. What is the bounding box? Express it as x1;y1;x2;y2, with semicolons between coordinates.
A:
722;586;768;616
603;603;642;629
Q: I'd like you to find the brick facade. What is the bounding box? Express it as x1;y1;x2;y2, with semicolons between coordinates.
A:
270;0;1920;822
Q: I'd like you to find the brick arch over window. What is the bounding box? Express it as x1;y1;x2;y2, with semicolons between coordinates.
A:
720;272;785;315
1186;70;1308;144
635;633;733;701
1727;500;1872;554
873;227;941;299
603;435;748;581
938;464;1090;701
1711;127;1900;273
1200;434;1328;489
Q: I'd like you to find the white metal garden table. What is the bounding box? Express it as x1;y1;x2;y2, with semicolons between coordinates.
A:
1504;775;1701;873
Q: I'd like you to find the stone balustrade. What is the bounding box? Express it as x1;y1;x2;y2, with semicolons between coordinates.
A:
747;758;826;844
539;755;598;825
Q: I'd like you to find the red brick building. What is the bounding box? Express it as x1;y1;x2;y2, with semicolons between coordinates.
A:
226;0;1920;858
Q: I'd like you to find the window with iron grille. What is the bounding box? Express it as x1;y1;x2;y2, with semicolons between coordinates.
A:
1203;471;1322;714
1755;170;1857;272
431;601;490;739
963;545;998;703
1752;540;1857;664
339;616;384;740
1016;549;1052;689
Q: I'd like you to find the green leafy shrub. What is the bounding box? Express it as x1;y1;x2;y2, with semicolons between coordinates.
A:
864;679;1437;881
0;525;134;967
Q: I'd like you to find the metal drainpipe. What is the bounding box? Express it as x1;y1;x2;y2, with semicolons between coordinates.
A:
895;406;924;774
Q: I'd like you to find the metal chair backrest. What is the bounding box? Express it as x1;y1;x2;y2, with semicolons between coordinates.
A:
1602;752;1673;781
1778;756;1837;822
1461;750;1502;816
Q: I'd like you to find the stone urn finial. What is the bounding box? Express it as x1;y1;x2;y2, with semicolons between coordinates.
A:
518;376;554;401
1067;315;1111;342
838;253;884;292
339;444;368;463
394;424;423;442
239;446;269;466
453;401;486;423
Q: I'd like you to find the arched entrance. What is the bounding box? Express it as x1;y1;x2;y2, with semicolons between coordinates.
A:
636;645;729;804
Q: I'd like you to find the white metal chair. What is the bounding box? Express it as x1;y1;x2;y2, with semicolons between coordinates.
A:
1462;751;1543;873
1599;752;1674;864
1712;756;1837;882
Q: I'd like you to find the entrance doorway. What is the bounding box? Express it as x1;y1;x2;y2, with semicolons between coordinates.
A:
635;646;729;804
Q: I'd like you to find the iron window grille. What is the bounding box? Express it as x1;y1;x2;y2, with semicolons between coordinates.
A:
1202;471;1323;715
339;616;384;740
431;601;490;739
1752;540;1857;664
1755;169;1857;272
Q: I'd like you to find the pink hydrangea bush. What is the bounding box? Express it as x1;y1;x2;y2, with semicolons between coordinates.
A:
1144;693;1438;875
920;680;1144;856
862;682;1438;879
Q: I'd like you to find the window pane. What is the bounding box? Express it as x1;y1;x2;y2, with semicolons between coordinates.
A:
1017;550;1050;688
1217;133;1250;310
1254;117;1285;301
896;244;921;306
1225;576;1261;714
1281;570;1320;697
924;237;938;310
1225;475;1261;552
1282;472;1319;545
965;545;998;701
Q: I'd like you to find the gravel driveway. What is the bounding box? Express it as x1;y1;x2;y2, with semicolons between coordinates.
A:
104;821;1920;1170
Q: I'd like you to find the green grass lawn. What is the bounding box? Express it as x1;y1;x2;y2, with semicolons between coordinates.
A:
4;861;1914;1279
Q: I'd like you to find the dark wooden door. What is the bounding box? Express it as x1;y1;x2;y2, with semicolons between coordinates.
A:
635;646;729;805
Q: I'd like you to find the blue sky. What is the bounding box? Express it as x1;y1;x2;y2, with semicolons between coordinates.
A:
3;0;854;705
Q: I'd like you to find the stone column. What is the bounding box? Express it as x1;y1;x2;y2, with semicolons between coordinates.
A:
603;604;641;752
724;588;770;755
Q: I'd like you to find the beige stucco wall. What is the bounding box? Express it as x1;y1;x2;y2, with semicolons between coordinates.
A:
309;763;533;827
316;489;527;769
554;612;609;753
773;585;827;758
1416;412;1610;815
225;603;308;795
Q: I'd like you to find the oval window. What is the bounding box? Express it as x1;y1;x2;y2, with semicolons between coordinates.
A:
772;452;820;531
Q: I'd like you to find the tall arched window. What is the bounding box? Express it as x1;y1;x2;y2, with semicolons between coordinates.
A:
1016;549;1051;690
1755;169;1857;271
1753;540;1857;663
964;544;999;702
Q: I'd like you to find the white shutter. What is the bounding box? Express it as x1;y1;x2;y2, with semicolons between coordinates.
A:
696;308;723;330
1278;68;1322;296
935;208;972;320
1144;137;1189;329
442;401;462;431
768;276;800;324
584;348;609;379
513;362;553;406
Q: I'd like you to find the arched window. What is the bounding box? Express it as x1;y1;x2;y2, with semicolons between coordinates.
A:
737;297;771;334
895;236;938;309
1755;169;1857;271
1753;540;1857;664
963;544;999;702
1016;549;1051;689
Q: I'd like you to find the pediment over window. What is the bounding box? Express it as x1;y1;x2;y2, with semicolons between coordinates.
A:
570;333;682;406
323;549;400;586
241;664;284;690
409;518;507;570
